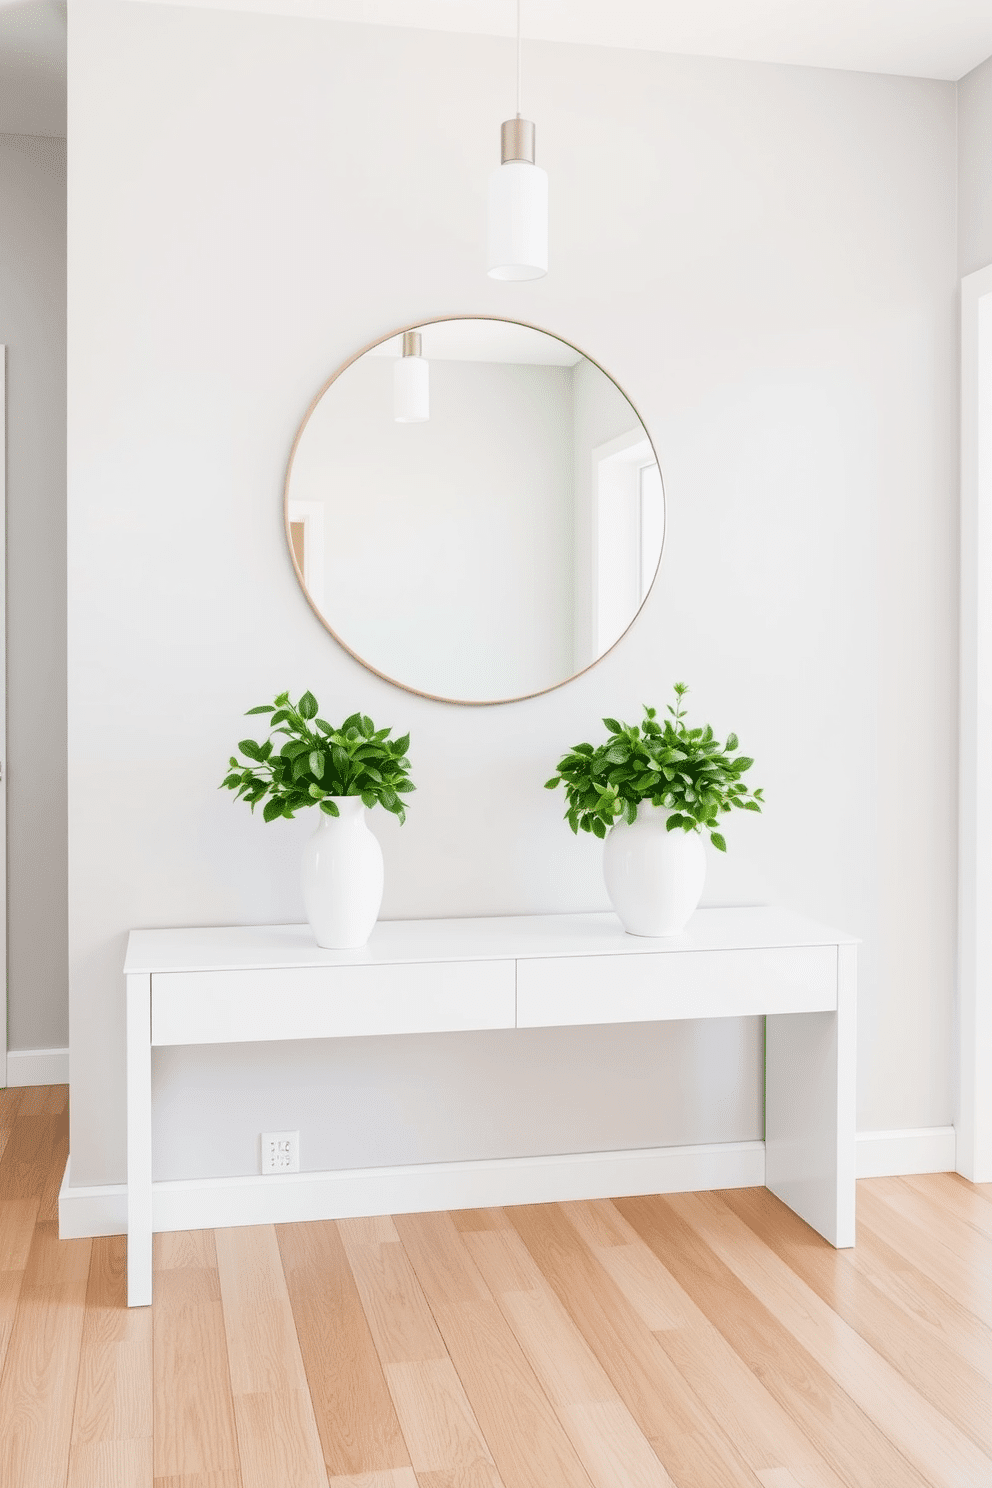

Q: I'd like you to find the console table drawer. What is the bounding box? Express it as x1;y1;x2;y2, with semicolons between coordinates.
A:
151;959;516;1046
516;945;837;1028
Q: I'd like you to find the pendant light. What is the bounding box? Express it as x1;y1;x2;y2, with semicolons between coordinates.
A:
394;331;429;422
487;0;547;280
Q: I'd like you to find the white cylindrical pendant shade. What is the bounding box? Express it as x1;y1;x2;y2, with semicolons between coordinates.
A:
487;159;548;281
393;353;429;422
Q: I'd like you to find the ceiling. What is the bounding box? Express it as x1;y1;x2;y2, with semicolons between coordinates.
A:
133;0;992;81
3;0;992;138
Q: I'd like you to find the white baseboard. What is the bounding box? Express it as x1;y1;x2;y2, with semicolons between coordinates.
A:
59;1139;767;1240
856;1126;956;1178
58;1126;960;1241
4;1046;69;1086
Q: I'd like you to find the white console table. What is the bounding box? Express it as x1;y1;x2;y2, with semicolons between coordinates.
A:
124;906;857;1306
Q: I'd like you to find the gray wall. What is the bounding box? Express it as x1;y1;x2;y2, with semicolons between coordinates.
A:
0;132;68;1053
958;53;992;278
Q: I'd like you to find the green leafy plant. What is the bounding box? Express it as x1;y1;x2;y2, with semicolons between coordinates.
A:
545;682;762;850
221;690;414;824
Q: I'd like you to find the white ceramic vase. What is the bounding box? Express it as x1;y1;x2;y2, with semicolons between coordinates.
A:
603;801;706;936
301;796;384;949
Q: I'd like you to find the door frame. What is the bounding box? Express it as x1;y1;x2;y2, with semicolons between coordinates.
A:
0;349;7;1088
958;265;992;1181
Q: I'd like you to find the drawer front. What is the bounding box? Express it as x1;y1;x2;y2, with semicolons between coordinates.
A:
516;945;837;1028
152;959;515;1046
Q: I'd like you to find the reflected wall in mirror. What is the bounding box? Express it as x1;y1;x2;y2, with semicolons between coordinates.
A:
285;318;665;704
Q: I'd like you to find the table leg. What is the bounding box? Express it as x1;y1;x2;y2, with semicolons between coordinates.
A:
765;943;856;1247
126;972;153;1306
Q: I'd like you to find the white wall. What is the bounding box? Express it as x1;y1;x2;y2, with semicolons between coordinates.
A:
67;2;958;1186
958;53;992;278
0;132;68;1056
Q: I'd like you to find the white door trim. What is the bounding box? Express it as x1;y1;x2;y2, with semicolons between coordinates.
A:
0;349;7;1088
958;263;992;1182
0;348;6;1089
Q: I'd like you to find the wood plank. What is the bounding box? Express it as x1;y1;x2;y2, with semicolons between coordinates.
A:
721;1185;992;1454
508;1202;765;1488
326;1470;419;1488
464;1224;677;1488
664;1190;992;1488
0;1086;23;1130
277;1219;411;1478
0;1197;39;1376
68;1437;153;1487
391;1211;493;1305
17;1083;68;1117
449;1209;512;1234
38;1108;71;1222
562;1200;696;1330
0;1112;61;1200
868;1175;992;1264
227;1388;328;1488
214;1225;309;1395
416;1469;503;1488
338;1220;448;1365
48;1084;70;1115
556;1400;677;1488
649;1323;848;1488
847;1218;992;1381
214;1224;326;1488
384;1356;500;1478
155;1229;217;1270
340;1214;402;1247
0;1221;91;1488
857;1183;992;1324
395;1210;595;1488
617;1193;934;1488
152;1230;241;1480
902;1171;992;1238
15;1085;51;1117
460;1226;548;1298
560;1199;631;1249
461;1224;619;1406
555;1201;848;1488
339;1215;505;1485
153;1473;242;1488
70;1234;153;1455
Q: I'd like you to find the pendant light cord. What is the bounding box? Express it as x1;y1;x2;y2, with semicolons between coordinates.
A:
516;0;522;117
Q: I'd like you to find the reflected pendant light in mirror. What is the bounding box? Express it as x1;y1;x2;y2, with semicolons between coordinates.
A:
393;330;429;422
487;0;547;280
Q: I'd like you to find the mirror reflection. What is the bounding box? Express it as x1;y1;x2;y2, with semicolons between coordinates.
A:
285;318;664;704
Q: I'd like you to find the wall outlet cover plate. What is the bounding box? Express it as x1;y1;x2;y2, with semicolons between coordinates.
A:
260;1130;300;1174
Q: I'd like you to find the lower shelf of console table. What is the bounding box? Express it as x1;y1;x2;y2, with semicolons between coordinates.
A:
123;905;858;1306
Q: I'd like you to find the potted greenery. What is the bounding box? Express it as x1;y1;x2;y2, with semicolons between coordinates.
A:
222;690;414;948
545;683;762;935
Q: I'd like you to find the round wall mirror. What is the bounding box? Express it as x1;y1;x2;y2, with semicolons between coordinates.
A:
285;317;665;704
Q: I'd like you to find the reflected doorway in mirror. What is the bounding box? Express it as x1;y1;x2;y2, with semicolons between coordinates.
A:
589;428;665;661
287;500;325;610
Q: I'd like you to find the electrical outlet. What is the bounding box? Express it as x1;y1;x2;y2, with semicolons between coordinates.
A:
260;1130;300;1175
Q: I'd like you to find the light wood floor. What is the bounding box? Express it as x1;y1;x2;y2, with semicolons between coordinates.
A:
1;1086;990;1488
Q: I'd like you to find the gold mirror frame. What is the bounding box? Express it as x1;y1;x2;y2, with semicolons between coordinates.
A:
284;315;666;706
